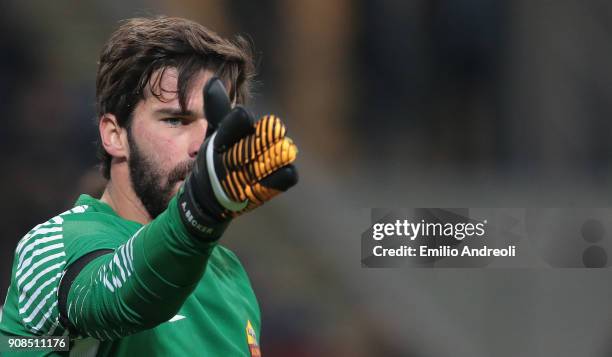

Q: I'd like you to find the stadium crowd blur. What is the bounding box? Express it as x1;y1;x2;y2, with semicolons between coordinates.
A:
3;1;612;356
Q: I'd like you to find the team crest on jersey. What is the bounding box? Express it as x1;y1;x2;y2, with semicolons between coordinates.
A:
246;320;261;357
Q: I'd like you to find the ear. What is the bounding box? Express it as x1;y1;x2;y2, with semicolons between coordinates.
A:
99;113;129;160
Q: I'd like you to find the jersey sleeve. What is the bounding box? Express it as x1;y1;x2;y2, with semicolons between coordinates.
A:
2;195;217;342
5;205;90;337
61;196;217;340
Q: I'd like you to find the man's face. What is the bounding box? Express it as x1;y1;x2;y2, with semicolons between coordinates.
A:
127;68;216;219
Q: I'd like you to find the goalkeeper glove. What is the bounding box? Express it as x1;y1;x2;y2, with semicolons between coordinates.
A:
177;77;298;241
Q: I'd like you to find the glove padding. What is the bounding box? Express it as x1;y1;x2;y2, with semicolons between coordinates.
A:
177;77;298;240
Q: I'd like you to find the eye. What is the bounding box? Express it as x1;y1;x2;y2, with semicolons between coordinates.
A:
162;118;184;127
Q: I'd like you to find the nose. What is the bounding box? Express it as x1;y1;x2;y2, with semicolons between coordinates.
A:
189;119;208;158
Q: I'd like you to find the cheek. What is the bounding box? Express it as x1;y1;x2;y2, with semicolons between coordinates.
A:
142;130;187;170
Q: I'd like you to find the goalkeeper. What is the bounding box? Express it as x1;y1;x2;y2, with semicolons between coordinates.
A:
0;16;298;356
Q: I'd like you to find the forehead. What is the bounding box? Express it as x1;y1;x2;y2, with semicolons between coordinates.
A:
145;67;214;105
144;67;229;109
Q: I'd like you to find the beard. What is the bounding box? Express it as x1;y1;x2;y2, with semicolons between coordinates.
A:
128;136;194;219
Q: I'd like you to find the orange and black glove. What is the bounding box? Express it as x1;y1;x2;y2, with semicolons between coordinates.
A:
177;77;298;240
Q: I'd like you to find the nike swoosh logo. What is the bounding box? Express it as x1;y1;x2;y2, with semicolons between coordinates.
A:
169;314;186;322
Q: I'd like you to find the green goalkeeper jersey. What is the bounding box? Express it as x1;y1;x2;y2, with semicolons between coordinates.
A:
0;194;262;356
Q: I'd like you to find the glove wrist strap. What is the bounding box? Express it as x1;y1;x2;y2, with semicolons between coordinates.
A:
177;178;229;241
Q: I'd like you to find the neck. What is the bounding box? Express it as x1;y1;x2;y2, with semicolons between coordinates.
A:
100;164;152;224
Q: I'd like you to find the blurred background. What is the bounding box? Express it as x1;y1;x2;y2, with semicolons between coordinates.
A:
3;0;612;356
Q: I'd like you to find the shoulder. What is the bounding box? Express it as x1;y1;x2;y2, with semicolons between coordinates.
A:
7;204;131;336
17;204;127;265
211;245;252;278
13;204;92;270
8;205;91;336
213;245;242;264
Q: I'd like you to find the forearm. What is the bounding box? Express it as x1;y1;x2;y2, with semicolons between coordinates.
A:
64;196;215;339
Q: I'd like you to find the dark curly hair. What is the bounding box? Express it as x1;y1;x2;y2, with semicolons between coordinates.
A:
95;16;255;179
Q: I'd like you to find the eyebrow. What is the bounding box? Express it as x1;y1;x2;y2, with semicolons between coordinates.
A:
153;107;199;117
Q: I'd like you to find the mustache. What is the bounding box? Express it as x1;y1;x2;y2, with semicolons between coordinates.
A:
167;160;195;185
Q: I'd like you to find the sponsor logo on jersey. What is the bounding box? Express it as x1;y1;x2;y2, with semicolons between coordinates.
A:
246;320;261;357
169;314;186;322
